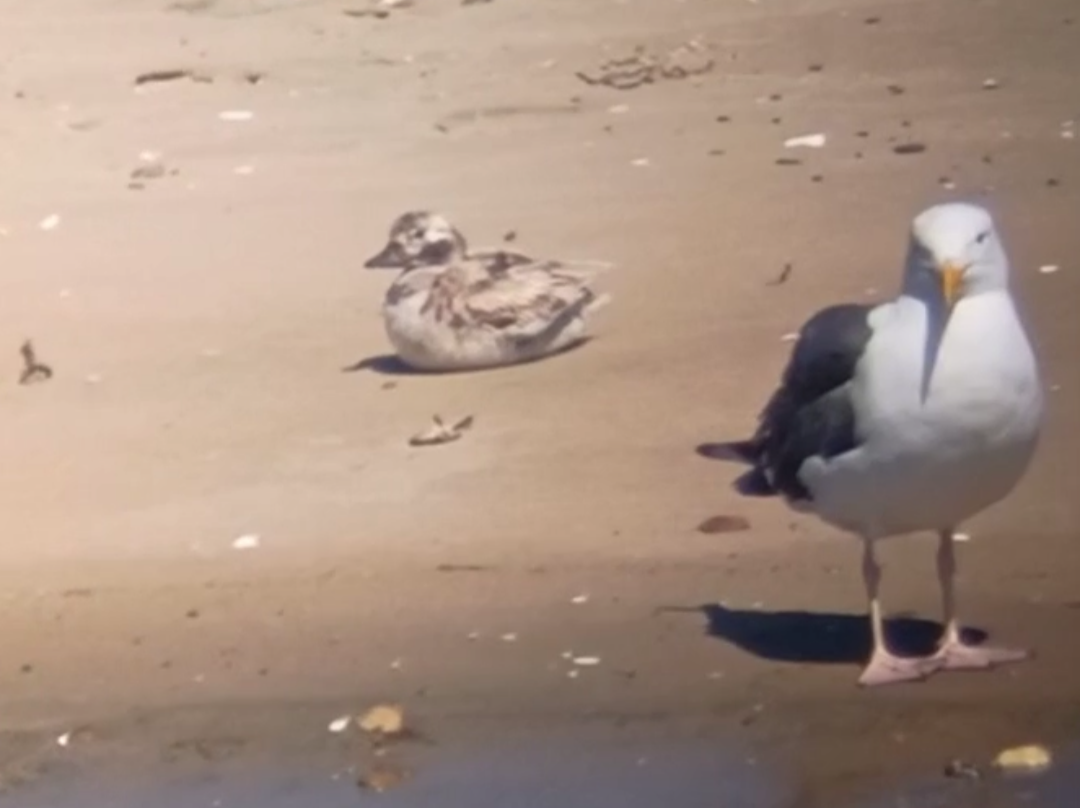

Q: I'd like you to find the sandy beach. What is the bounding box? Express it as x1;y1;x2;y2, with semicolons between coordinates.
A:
0;0;1078;804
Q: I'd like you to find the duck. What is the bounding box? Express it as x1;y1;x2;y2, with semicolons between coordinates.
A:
364;211;611;372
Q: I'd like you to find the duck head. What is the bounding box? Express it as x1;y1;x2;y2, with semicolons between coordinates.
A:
365;211;468;270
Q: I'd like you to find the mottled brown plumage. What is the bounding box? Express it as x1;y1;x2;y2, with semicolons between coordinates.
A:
364;212;611;371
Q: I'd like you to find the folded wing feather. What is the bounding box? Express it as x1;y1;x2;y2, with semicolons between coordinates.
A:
449;260;602;341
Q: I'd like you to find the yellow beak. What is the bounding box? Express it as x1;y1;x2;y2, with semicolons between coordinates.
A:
940;261;966;308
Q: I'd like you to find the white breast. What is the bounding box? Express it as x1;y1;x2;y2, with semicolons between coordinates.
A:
379;272;536;372
802;292;1043;537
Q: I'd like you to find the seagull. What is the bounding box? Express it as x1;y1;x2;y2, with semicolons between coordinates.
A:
723;202;1044;686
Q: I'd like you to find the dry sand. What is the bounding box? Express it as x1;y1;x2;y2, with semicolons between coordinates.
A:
0;0;1078;804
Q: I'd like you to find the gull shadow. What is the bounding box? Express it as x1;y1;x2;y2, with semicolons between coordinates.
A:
687;604;988;664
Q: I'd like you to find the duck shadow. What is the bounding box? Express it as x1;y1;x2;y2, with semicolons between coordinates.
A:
690;604;988;664
342;354;416;376
342;338;596;377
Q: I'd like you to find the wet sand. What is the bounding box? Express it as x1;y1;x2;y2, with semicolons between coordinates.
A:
0;0;1079;805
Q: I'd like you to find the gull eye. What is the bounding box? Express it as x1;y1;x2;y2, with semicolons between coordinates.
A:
975;231;990;244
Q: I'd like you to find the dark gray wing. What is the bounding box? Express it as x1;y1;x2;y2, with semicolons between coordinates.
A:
745;303;874;501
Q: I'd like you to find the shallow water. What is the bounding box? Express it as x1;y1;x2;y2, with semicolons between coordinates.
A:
3;734;1076;807
853;742;1080;808
1;734;792;808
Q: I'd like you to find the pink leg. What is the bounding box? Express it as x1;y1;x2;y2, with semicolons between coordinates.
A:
857;540;942;687
931;530;1030;671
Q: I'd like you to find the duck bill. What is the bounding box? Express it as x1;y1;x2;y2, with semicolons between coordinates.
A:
364;242;405;269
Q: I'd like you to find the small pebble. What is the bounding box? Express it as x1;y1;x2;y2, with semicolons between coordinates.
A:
218;109;254;122
328;716;352;733
994;744;1052;774
131;163;166;180
358;704;406;736
893;143;928;155
943;759;981;780
232;534;260;550
697;515;751;534
784;133;826;149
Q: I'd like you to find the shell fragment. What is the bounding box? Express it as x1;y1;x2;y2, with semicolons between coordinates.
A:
994;744;1052;774
409;415;474;447
784;132;827;149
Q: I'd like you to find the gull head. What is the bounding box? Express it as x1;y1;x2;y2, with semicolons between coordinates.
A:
907;202;1009;309
365;211;468;270
906;202;1010;401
